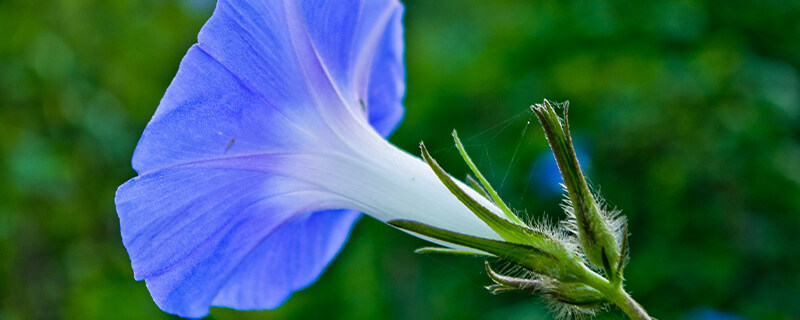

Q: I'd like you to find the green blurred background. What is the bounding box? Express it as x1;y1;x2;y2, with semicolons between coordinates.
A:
1;0;799;319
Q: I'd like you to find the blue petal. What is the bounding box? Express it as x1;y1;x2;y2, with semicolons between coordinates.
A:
135;0;405;174
293;0;405;135
117;0;405;317
198;0;404;137
209;209;359;309
131;46;328;175
117;166;359;318
364;5;405;136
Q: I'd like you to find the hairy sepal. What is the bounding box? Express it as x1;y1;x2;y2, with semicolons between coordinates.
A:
420;142;551;248
485;262;607;319
389;219;574;279
531;100;621;281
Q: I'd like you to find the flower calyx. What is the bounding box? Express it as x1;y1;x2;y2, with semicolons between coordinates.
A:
390;100;650;319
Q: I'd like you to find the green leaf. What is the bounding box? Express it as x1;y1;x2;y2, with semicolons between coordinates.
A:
452;130;525;225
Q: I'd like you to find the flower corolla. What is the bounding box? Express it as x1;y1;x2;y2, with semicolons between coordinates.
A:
115;0;503;317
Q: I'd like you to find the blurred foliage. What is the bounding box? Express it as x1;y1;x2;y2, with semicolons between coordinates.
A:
1;0;799;319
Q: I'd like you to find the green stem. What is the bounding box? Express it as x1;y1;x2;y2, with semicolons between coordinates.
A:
576;266;652;320
608;288;652;320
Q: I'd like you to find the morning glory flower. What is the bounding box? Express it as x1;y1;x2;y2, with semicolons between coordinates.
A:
115;0;503;317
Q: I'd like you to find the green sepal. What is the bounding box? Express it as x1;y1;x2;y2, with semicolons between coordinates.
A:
614;219;629;286
547;281;607;307
485;262;607;308
465;174;493;203
415;247;492;257
484;261;542;294
531;100;620;278
452;130;525;225
389;219;563;276
420;142;548;246
601;247;614;283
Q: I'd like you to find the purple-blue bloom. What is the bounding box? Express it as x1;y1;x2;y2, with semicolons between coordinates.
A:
116;0;502;317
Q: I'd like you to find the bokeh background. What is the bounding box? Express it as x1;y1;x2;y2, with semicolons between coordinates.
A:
1;0;799;319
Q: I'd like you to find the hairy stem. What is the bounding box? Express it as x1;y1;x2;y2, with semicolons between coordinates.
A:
575;263;652;320
607;287;652;320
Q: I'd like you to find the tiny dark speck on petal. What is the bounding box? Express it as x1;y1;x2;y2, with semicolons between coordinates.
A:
359;99;367;114
225;138;235;152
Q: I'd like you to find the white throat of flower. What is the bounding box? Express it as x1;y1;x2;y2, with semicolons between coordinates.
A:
271;110;505;245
